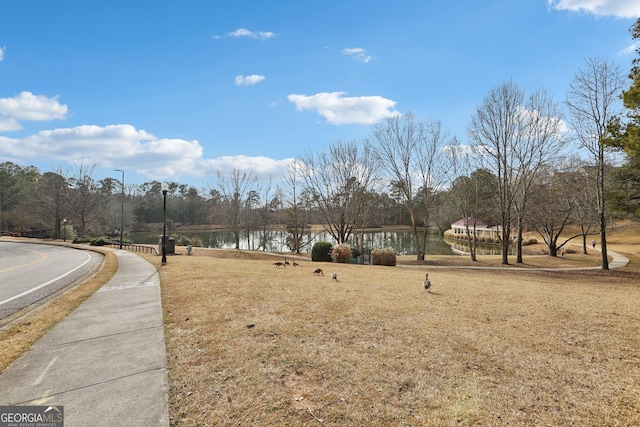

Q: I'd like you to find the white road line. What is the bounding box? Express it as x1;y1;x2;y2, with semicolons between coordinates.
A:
0;251;93;307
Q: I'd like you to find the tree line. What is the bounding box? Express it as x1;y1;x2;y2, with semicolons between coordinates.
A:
3;19;640;269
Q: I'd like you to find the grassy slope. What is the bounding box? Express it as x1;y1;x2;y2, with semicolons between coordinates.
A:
155;222;640;426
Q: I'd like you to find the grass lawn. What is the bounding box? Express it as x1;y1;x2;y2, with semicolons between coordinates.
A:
151;226;640;426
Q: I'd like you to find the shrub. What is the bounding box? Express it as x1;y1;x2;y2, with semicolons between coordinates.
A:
312;241;333;262
528;237;538;245
90;237;113;246
372;247;397;266
351;247;361;259
331;244;352;263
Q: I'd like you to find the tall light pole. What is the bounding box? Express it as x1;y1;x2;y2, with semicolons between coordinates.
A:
162;184;168;264
114;169;124;249
63;218;67;242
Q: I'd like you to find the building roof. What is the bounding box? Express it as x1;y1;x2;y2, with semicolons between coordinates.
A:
451;217;489;228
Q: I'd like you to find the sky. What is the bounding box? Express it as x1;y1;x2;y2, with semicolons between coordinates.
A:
1;0;640;189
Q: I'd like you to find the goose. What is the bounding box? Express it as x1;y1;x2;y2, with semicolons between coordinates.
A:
423;274;431;292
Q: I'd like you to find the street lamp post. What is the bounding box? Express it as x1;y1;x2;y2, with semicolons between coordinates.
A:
162;184;168;264
114;169;124;249
63;218;66;242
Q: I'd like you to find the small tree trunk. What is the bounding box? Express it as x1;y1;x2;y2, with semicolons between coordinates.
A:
600;215;609;270
516;226;524;264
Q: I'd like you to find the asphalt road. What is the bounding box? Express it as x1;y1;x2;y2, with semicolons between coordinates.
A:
0;241;103;322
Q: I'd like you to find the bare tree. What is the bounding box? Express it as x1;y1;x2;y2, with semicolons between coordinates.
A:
468;82;523;264
371;113;452;261
468;82;566;264
299;140;377;245
280;160;311;253
213;169;258;249
254;179;276;251
528;163;583;256
66;163;110;236
512;88;567;263
566;58;624;270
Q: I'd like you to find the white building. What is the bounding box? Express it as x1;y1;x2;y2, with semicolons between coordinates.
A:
450;218;504;241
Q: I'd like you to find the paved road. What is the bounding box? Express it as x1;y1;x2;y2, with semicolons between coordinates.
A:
0;241;103;321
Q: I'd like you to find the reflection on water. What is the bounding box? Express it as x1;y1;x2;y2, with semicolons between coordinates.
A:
446;238;520;256
130;229;516;256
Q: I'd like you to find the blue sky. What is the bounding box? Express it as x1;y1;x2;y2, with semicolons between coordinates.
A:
1;0;639;188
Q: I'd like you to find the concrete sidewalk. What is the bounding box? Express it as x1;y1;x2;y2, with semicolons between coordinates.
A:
0;248;169;426
401;246;630;271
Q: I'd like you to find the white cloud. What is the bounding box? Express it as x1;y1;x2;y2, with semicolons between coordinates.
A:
620;40;640;55
0;124;202;178
0;46;5;62
0;92;68;131
343;47;372;63
201;155;293;178
0;117;21;131
516;106;570;136
214;28;277;40
234;74;266;86
288;91;401;125
0;123;293;181
547;0;640;18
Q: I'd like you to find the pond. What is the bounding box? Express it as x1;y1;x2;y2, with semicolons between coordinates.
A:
129;228;520;256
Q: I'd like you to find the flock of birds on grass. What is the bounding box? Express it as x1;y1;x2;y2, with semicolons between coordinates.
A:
272;258;432;291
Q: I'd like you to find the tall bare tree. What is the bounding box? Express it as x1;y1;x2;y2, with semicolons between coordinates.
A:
371;113;452;261
468;82;565;264
512;88;567;263
468;82;523;264
213;169;258;249
280;160;310;253
299;140;377;244
566;58;624;270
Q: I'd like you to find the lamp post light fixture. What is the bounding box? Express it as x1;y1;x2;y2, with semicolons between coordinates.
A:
114;169;125;249
63;218;67;242
161;183;168;265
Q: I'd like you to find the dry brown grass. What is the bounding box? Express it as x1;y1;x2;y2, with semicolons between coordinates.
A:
152;229;640;426
0;246;115;373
